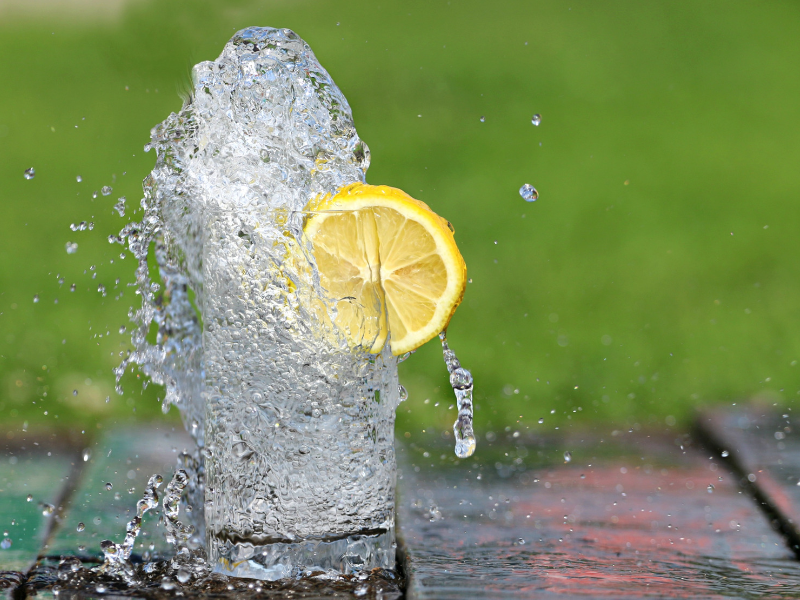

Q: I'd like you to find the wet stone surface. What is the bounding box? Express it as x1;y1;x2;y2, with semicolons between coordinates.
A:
6;413;800;598
397;431;800;598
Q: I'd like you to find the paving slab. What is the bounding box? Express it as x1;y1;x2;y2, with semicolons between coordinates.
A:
0;431;79;575
397;433;800;599
44;422;197;560
697;407;800;558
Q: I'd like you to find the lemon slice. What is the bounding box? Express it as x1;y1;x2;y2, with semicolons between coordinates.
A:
304;183;467;355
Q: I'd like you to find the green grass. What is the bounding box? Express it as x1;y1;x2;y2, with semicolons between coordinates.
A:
1;0;800;436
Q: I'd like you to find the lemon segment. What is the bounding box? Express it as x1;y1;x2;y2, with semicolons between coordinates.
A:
304;183;467;355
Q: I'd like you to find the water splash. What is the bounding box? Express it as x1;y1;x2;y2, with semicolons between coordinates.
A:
98;473;163;580
440;331;476;458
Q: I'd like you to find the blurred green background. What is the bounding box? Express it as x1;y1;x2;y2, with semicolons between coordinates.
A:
1;0;799;438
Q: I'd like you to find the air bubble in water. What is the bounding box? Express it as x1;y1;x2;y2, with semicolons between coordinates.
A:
24;168;35;179
564;451;572;463
519;184;538;202
65;242;78;254
531;114;541;126
42;503;55;516
101;186;113;196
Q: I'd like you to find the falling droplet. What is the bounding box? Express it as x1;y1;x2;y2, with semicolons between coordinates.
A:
397;384;408;401
479;116;486;123
76;175;83;182
82;448;92;462
33;294;39;303
564;451;572;463
0;539;11;549
707;484;715;494
42;503;55;516
519;184;538;202
538;417;544;424
119;326;127;334
26;495;33;502
76;522;85;532
105;482;113;491
23;167;35;179
176;568;191;584
531;114;541;126
113;197;127;217
65;242;78;254
101;186;113;196
721;450;729;458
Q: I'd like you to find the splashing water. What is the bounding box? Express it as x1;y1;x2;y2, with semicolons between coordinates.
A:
98;474;163;581
440;331;476;458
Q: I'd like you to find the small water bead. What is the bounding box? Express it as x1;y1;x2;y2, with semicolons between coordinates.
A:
398;385;408;402
564;451;572;463
707;484;715;494
65;242;78;254
77;522;85;532
82;449;92;462
538;418;544;424
101;186;113;196
105;482;113;491
70;284;76;292
24;167;35;179
479;116;486;123
33;294;39;303
76;175;82;182
721;450;730;458
176;568;191;584
531;113;541;126
42;503;55;516
519;184;538;202
0;538;11;549
26;494;33;502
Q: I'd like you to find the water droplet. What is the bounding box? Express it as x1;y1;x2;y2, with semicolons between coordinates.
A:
398;385;408;402
95;584;106;593
564;451;572;463
23;167;35;179
42;503;55;516
77;522;85;532
479;115;485;123
82;448;92;462
26;494;33;502
538;418;544;424
119;326;127;334
76;175;82;182
176;568;191;584
33;294;39;303
113;197;127;217
65;242;78;254
531;114;541;126
105;482;113;491
69;283;76;292
101;186;113;196
721;450;729;458
707;484;715;494
0;538;11;549
519;184;538;202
